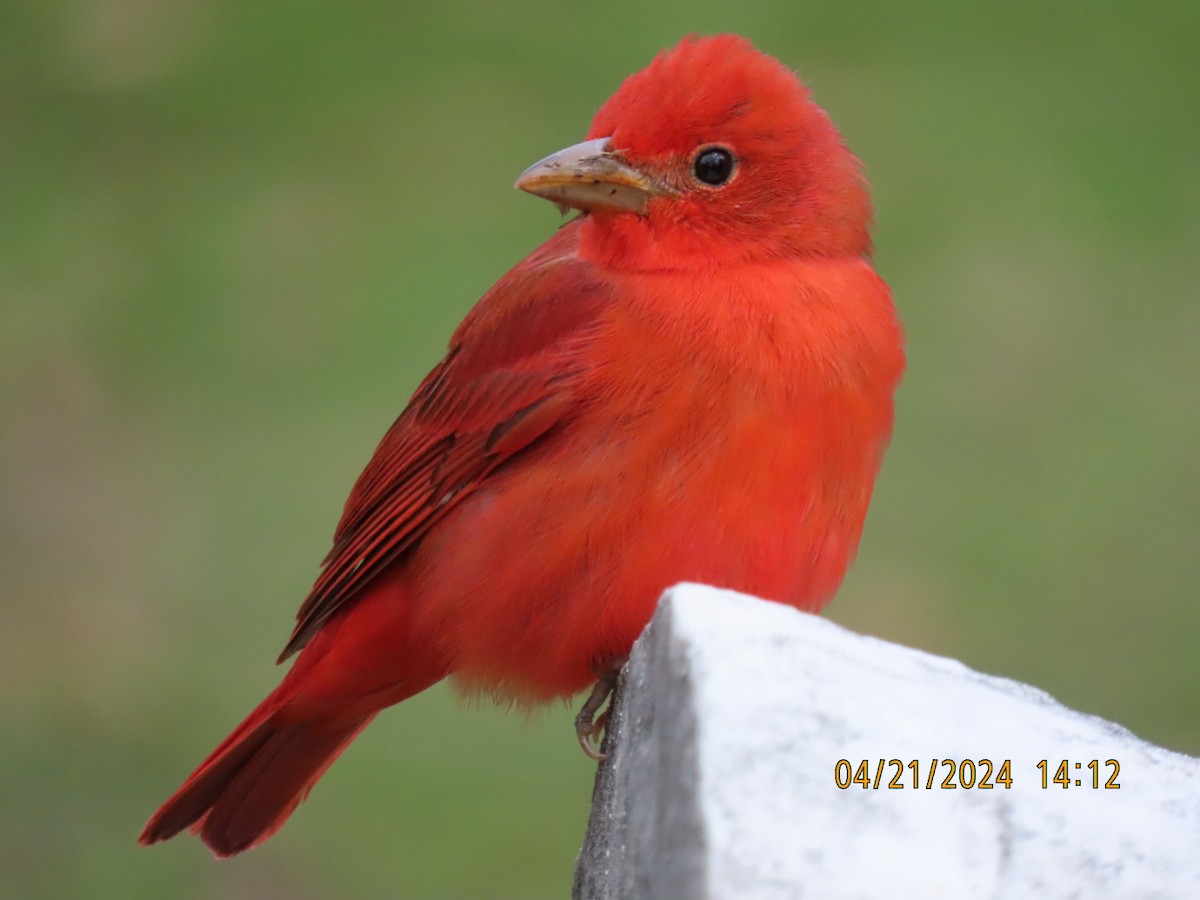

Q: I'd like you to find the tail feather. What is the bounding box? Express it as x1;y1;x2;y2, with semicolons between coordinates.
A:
139;708;372;857
138;716;275;845
141;572;446;855
197;716;372;857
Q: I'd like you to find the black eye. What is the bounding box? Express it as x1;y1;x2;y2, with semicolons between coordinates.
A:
692;146;736;186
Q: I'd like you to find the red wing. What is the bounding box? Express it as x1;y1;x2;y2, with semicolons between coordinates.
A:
278;225;612;660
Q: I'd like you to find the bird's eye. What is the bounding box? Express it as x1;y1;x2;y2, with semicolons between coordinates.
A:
692;146;736;187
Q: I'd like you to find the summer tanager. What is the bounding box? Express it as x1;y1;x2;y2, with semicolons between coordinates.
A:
140;33;904;857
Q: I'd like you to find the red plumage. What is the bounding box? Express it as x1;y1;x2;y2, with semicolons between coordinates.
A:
140;33;904;857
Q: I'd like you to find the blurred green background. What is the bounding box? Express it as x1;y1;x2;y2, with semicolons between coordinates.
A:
3;0;1197;897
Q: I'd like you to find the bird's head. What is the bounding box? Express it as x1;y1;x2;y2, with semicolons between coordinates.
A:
516;34;873;271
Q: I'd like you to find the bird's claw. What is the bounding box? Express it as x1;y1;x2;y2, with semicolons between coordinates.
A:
575;708;609;760
573;654;627;760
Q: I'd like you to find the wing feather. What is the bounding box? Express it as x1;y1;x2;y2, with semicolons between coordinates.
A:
279;225;611;660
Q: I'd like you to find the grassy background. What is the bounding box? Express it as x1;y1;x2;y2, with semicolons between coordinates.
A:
3;1;1197;897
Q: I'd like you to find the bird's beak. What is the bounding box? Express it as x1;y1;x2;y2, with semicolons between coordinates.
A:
515;137;670;216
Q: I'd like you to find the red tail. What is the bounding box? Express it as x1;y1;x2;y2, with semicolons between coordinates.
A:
138;692;374;856
140;575;446;856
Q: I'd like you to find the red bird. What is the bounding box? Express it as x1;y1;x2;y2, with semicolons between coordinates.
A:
140;34;904;857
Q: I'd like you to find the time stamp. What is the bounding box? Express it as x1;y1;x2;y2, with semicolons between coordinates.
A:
834;758;1122;791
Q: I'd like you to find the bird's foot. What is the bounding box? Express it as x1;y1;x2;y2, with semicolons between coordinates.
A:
574;654;627;761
